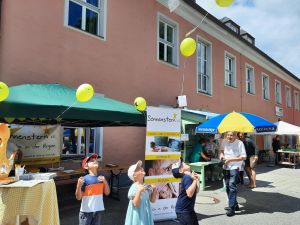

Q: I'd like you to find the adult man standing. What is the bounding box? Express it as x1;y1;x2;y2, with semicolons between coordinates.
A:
238;133;258;188
272;135;281;165
219;131;246;217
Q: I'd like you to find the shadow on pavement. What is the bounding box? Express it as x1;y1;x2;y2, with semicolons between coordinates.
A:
237;187;300;215
254;179;276;188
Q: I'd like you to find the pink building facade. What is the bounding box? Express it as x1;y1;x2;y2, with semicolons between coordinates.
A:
1;0;300;164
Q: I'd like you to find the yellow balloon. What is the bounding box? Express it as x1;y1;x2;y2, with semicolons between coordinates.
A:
0;81;9;102
76;84;94;102
134;97;147;112
180;38;196;57
215;0;235;7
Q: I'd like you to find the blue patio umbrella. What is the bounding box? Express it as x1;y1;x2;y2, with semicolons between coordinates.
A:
195;111;277;134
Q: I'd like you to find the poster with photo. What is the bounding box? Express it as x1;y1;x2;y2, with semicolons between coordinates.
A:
144;107;181;221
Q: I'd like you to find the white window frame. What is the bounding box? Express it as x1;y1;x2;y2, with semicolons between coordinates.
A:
61;127;103;159
275;80;282;104
245;64;255;95
88;127;103;158
196;36;212;95
64;0;107;39
262;73;270;100
295;90;300;111
224;51;236;88
229;24;238;33
246;36;254;44
157;13;179;66
285;85;292;108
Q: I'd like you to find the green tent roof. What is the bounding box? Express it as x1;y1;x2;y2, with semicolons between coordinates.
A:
0;84;145;127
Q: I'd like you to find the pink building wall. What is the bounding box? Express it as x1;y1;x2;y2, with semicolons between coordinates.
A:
1;0;300;164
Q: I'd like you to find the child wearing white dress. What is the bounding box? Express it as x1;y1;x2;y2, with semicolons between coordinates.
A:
125;160;158;225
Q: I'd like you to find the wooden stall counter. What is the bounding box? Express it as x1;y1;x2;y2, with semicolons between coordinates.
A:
54;164;129;200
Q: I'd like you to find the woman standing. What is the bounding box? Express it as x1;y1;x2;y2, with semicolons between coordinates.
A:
189;138;210;163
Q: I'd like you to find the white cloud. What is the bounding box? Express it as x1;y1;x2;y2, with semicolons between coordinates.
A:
195;0;300;78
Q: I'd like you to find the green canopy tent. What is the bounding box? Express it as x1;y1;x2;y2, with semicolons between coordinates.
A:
0;84;145;127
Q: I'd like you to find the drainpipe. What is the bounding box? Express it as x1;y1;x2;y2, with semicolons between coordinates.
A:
0;0;2;36
240;52;243;111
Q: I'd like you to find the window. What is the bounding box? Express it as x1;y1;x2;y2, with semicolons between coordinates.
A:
65;0;106;37
197;39;212;94
242;35;254;45
62;127;85;155
158;14;178;65
246;36;254;44
262;74;270;100
229;24;238;33
224;22;239;34
225;52;236;87
285;86;291;108
245;65;255;94
275;81;282;104
88;128;103;156
62;127;103;157
295;91;300;111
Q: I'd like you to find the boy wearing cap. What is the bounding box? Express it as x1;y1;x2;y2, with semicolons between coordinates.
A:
172;160;199;225
125;160;158;225
75;154;110;225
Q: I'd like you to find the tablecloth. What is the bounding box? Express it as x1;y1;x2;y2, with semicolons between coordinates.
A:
0;179;60;225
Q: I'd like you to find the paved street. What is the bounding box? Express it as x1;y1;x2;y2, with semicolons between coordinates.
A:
60;163;300;225
189;164;300;225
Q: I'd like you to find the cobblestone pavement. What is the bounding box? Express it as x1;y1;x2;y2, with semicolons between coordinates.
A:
60;163;300;225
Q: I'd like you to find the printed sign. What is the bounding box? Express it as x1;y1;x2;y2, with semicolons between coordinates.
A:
144;107;181;221
9;125;61;165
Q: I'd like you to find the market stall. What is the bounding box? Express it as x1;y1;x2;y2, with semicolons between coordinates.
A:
0;83;146;225
0;83;145;127
259;121;300;168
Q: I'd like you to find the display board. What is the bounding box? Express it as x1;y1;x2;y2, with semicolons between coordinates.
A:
144;107;181;221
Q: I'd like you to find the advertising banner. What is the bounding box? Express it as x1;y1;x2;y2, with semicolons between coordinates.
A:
144;106;181;221
9;125;61;165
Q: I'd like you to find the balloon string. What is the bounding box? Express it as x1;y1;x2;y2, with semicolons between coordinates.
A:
56;101;77;120
180;59;187;95
185;12;209;37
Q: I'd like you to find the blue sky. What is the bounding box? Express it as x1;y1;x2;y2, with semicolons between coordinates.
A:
195;0;300;78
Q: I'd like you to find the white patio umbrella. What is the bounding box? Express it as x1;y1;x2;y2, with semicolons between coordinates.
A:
258;121;300;135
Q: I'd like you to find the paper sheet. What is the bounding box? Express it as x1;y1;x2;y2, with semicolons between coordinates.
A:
0;179;48;187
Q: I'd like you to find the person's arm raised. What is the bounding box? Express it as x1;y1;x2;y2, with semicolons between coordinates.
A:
186;172;199;198
75;177;84;200
132;184;145;208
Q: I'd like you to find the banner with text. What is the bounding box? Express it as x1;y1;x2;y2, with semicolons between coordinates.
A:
9;125;61;165
144;106;181;221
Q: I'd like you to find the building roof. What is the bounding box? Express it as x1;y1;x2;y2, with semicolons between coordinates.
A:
182;0;300;83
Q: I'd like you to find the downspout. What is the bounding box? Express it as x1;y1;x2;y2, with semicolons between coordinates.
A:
0;0;2;33
240;52;243;111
